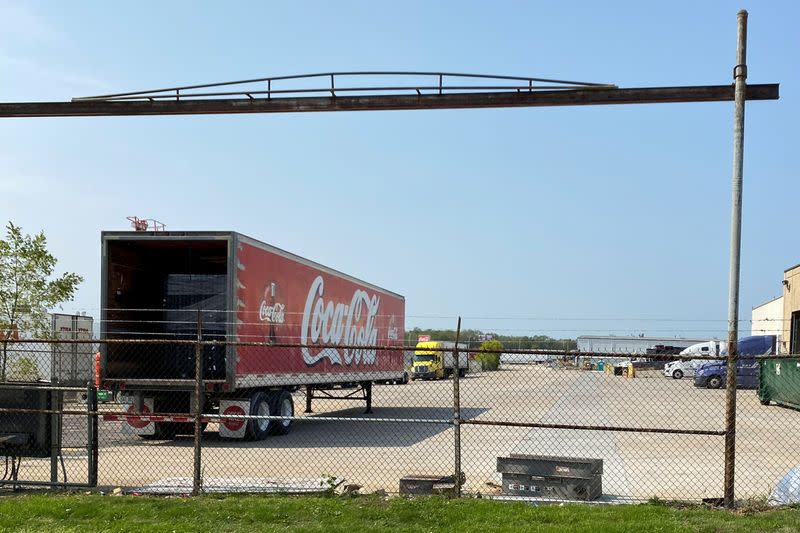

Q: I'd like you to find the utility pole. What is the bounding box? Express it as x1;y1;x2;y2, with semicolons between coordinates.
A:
724;9;748;509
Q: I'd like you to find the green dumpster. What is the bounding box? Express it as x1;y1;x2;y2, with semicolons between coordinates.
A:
759;358;800;410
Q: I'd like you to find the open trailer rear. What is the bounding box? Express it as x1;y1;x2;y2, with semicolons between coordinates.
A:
101;231;405;439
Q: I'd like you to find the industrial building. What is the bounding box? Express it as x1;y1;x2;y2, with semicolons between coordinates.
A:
783;264;800;354
576;335;711;355
751;295;783;341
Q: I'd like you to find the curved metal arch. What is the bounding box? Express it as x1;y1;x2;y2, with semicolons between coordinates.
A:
73;71;617;102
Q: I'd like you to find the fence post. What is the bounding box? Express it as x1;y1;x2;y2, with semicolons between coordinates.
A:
87;382;98;487
192;310;203;496
724;9;748;509
50;389;61;485
453;316;462;497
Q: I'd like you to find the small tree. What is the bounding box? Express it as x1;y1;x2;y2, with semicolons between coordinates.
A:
476;339;503;371
0;222;83;380
8;356;41;381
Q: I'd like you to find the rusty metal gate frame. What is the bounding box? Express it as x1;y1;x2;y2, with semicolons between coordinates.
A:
0;11;779;507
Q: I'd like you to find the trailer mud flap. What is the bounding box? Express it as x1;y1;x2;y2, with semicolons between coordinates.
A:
219;399;249;439
122;397;155;436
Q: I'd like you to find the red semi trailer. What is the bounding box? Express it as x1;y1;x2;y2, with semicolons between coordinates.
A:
100;231;405;439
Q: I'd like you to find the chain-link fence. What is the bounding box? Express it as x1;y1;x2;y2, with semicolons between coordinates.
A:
1;330;799;505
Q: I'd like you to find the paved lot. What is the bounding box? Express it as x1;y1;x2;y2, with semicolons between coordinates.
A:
13;365;800;500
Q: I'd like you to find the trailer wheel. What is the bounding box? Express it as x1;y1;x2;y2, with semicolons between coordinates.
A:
270;390;294;436
458;369;466;378
247;391;273;440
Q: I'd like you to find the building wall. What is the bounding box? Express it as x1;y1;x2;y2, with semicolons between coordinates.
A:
751;296;783;340
783;265;800;354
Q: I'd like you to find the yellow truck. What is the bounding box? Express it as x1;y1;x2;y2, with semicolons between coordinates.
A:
411;341;469;380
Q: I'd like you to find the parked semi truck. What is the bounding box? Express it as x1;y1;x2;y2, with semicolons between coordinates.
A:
100;231;405;439
663;341;722;379
693;335;776;389
411;341;469;380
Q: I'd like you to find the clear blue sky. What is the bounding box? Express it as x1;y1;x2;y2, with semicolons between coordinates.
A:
0;1;797;339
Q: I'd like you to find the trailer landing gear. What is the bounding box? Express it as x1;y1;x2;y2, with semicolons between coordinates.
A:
303;382;373;414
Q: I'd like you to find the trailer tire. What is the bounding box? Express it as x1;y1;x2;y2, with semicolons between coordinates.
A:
247;391;273;440
458;369;466;378
270;390;294;436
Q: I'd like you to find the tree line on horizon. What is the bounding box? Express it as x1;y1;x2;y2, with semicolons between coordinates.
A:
404;327;577;351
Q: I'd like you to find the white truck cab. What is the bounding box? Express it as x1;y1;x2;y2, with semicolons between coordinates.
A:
663;341;721;379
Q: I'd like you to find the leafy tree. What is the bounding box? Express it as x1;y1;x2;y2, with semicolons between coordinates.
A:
0;222;83;380
8;356;41;381
476;339;503;371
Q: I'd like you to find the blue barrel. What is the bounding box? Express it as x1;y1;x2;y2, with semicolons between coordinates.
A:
597;361;605;372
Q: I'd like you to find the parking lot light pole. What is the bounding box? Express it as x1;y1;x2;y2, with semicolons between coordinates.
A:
724;9;748;510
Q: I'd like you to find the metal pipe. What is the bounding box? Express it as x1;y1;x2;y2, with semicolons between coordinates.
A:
453;316;462;498
0;479;98;489
50;390;61;485
73;84;609;101
87;384;98;487
462;419;725;436
724;9;748;509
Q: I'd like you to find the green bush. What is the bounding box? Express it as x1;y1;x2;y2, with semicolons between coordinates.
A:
8;357;41;381
476;340;502;371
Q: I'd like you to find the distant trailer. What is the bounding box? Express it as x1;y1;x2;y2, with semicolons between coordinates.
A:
576;335;711;355
500;353;553;365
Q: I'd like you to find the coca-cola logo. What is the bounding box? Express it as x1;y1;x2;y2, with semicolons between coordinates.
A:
259;301;286;323
300;275;380;366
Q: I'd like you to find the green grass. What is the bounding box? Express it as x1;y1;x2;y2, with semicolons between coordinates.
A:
0;494;798;532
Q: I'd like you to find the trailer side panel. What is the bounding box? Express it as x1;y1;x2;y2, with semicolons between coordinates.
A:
234;240;404;382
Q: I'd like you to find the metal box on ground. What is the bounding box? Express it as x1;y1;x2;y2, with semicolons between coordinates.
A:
500;472;602;500
497;455;603;501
